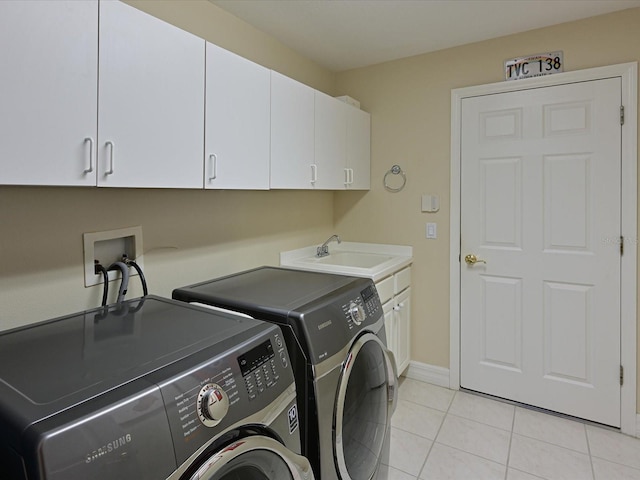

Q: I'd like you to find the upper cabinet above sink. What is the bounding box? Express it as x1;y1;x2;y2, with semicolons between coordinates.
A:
270;71;371;191
270;71;316;189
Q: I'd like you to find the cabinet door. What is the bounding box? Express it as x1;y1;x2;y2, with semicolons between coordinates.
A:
205;43;270;190
346;107;371;189
394;287;411;375
98;1;205;188
314;91;347;189
0;1;98;186
383;300;396;370
270;71;315;189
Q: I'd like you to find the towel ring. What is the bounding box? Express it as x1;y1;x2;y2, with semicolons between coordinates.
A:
383;165;406;192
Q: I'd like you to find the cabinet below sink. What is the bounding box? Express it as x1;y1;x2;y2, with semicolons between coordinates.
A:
280;242;412;375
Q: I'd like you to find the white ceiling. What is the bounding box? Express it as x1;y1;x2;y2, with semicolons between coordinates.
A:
211;0;640;72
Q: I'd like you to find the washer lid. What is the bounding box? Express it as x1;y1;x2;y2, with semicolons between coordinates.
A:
173;266;359;313
0;296;262;412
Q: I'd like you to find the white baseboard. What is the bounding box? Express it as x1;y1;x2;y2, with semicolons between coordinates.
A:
402;361;451;389
405;362;640;438
405;362;640;437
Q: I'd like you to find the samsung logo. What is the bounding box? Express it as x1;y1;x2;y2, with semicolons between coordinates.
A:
317;320;332;330
85;434;132;464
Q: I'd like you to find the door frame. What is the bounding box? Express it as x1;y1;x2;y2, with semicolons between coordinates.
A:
449;62;638;435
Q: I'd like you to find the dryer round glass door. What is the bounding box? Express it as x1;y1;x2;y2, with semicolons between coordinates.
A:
334;333;397;480
188;436;314;480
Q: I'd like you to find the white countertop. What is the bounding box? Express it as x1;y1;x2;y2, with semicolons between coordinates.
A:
280;242;413;282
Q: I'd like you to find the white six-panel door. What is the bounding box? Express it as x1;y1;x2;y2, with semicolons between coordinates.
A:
460;78;622;427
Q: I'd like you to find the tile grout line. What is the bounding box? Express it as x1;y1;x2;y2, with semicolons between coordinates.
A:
503;406;517;480
585;424;596;480
415;389;458;479
397;381;457;412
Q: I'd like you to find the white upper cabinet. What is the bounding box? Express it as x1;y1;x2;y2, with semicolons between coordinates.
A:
0;1;369;191
270;71;315;189
97;1;205;188
314;93;371;190
0;1;98;186
346;107;371;189
314;91;347;189
205;43;270;190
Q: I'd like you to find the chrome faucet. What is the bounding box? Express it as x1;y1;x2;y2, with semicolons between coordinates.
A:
317;234;341;257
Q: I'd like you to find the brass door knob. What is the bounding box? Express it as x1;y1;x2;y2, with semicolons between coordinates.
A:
464;254;486;265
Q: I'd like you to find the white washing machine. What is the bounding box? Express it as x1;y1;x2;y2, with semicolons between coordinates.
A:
0;296;314;480
173;267;398;480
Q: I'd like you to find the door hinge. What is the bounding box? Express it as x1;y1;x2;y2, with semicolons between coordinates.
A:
620;235;624;256
621;105;625;125
620;365;624;386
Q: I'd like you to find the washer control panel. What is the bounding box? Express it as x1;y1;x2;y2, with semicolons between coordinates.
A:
238;336;282;401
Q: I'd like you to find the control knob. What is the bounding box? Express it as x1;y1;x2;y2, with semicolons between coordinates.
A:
348;302;366;325
197;383;229;427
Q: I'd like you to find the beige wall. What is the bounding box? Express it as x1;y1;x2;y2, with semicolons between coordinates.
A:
0;0;337;330
333;7;640;400
0;187;334;330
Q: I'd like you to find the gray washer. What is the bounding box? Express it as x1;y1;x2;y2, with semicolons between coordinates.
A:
173;267;398;480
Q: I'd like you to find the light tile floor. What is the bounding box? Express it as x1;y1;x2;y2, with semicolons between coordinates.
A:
381;378;640;480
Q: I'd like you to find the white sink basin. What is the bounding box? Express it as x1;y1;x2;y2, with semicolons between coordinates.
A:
300;251;395;268
280;242;413;281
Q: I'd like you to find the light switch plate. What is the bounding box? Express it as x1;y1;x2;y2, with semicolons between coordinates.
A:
426;222;437;239
421;194;440;212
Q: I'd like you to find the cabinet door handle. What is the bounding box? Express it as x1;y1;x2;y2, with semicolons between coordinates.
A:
311;164;317;184
209;154;217;181
83;137;94;174
343;168;354;185
105;141;114;175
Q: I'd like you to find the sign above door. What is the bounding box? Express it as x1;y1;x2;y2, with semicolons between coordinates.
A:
504;51;564;81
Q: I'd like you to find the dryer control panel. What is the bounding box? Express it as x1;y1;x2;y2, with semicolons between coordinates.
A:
341;283;382;329
303;279;385;365
360;283;383;319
